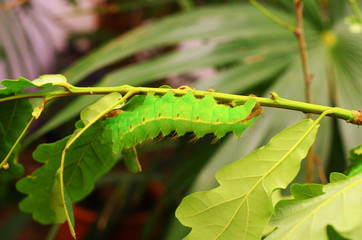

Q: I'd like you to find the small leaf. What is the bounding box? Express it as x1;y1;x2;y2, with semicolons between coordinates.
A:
290;183;324;200
175;119;319;239
0;74;68;95
267;173;362;240
80;92;122;126
16;121;117;224
345;144;362;177
330;172;348;182
0;77;35;95
32;74;67;85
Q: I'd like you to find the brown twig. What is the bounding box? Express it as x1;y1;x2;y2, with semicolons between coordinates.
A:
293;0;315;183
314;155;328;184
294;0;313;107
306;146;315;183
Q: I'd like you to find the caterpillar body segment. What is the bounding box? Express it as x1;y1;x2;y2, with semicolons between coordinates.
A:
104;91;261;172
173;92;194;136
105;92;261;149
104;91;261;150
155;91;175;135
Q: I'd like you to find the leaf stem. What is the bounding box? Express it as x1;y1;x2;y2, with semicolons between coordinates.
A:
46;223;60;240
0;116;34;169
250;0;295;32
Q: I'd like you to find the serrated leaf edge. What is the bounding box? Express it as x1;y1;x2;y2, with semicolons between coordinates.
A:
216;119;319;239
282;176;362;239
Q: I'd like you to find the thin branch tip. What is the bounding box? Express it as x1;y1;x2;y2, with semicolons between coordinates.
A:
270;92;280;100
352;110;362;125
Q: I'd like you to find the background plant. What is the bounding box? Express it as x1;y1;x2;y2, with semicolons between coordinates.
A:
0;0;361;239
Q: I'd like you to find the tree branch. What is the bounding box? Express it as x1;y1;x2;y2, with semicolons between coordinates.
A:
0;85;360;125
294;0;313;109
293;0;315;183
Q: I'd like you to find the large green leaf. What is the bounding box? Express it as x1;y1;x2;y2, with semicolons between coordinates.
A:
266;173;362;240
16;121;117;224
0;99;32;181
175;119;319;239
61;92;124;236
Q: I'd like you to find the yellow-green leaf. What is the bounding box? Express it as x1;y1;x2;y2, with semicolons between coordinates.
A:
267;173;362;240
175;119;319;239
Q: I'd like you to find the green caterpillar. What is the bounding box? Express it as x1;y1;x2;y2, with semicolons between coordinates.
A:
105;91;261;150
